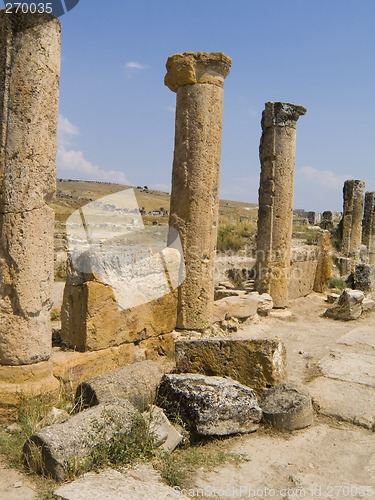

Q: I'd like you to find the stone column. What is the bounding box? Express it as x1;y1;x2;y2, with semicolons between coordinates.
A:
362;192;375;264
255;102;306;308
340;180;365;259
0;11;61;412
165;52;231;330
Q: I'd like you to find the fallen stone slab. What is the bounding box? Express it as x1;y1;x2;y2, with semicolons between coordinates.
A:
175;338;286;392
323;289;364;321
157;373;262;436
54;465;189;500
318;350;375;387
260;384;313;431
142;406;183;453
362;297;375;312
75;360;164;411
23;400;139;482
211;295;258;323
308;377;375;429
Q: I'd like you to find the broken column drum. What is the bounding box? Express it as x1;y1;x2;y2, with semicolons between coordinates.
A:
255;102;306;308
362;192;375;264
0;12;61;366
340;180;365;260
165;52;231;330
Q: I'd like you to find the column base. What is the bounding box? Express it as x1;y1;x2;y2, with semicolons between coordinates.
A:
0;361;60;422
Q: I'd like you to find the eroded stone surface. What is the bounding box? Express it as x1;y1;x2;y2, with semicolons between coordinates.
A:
166;52;231;330
175;338;286;391
340;180;365;259
260;384;313;431
158;373;262;436
313;230;332;292
75;360;164;411
24;401;138;482
61;280;177;352
323;289;364;321
255;102;306;308
362;192;375;264
0;12;60;367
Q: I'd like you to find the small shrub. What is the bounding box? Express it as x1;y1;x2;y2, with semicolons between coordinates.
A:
328;278;346;291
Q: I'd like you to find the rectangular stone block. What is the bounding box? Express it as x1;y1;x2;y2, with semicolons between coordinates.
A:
175;338;287;392
61;280;177;352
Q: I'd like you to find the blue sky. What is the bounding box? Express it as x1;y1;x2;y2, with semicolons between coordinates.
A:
56;0;375;211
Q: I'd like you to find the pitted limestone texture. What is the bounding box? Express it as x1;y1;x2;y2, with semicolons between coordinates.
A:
260;384;313;431
0;12;61;366
166;52;231;329
340;180;365;259
255;102;306;308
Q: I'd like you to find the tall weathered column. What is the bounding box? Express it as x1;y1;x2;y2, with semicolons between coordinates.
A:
255;102;306;308
340;180;365;259
0;11;61;412
165;52;231;330
362;191;375;264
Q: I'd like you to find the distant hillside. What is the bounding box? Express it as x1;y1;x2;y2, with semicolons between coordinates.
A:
51;179;258;226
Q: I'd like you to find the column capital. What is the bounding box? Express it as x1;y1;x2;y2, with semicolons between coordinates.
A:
165;52;231;92
262;102;307;128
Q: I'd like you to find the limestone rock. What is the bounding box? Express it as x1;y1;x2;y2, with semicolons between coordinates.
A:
23;400;139;482
0;207;54;365
362;298;375;312
323;289;364;321
326;293;340;304
166;52;231;330
255;102;306;308
142;406;183;453
175;338;286;391
75;361;164;411
165;52;232;92
313;230;332;293
212;295;258;323
353;264;375;292
61;280;177;352
157;373;262;436
260;384;313;431
250;292;273;316
340;180;365;259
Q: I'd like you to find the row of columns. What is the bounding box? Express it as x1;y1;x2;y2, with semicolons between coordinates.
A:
0;11;307;408
340;180;375;265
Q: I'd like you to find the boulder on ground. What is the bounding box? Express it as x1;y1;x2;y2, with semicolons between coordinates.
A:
260;384;313;431
157;373;262;436
353;264;375;292
142;406;183;453
23;400;139;482
211;295;258;323
323;289;364;321
175;338;286;392
75;360;164;411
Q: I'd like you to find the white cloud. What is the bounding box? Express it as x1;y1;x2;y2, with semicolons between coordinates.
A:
58;114;79;147
125;61;147;78
125;61;146;70
57;115;130;185
297;166;351;191
167;105;176;113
